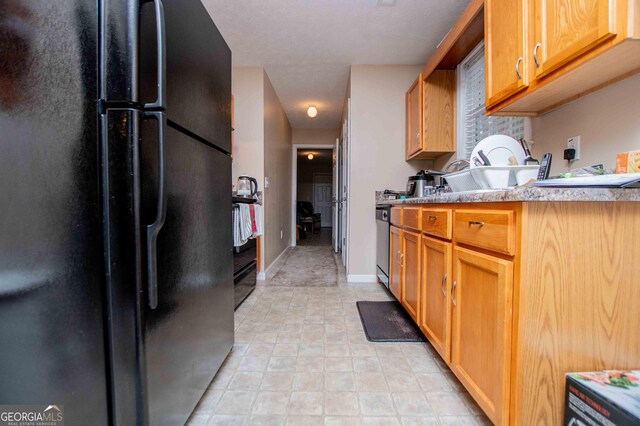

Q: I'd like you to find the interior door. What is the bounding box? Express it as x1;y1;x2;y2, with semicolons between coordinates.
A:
451;246;513;426
485;0;528;108
332;139;340;252
533;0;616;79
313;174;333;227
420;236;452;362
140;122;233;426
341;99;350;267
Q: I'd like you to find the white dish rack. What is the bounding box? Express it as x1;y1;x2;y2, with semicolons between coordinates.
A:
444;165;539;192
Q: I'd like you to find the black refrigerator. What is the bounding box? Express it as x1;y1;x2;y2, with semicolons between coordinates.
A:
0;0;234;425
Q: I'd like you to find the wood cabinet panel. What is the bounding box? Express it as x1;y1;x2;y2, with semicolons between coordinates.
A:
406;75;423;159
422;208;452;240
403;207;422;231
516;202;640;424
534;0;616;79
390;207;403;227
420;236;452;362
485;0;528;108
389;226;403;300
451;246;513;426
454;209;516;256
421;70;456;156
401;230;421;322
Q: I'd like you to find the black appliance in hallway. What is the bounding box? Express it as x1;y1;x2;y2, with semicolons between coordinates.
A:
233;198;258;309
0;1;233;424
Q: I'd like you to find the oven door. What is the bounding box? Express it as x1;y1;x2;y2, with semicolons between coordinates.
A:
376;208;390;288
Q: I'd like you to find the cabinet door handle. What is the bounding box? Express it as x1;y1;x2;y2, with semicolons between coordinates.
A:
515;56;523;79
441;273;447;297
416;132;420;140
533;42;542;67
468;221;485;226
428;215;438;221
399;252;405;267
451;280;457;306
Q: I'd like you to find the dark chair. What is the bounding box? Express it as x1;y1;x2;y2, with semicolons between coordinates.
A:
297;201;321;237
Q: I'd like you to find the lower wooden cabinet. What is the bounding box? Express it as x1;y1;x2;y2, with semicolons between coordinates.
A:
451;246;514;426
389;226;402;300
419;236;452;362
400;230;421;321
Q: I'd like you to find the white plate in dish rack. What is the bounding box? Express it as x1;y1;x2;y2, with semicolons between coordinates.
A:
470;135;526;167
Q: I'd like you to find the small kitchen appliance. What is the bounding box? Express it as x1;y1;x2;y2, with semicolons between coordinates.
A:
236;175;258;197
406;170;446;197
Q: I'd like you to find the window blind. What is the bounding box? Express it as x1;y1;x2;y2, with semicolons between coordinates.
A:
460;45;526;159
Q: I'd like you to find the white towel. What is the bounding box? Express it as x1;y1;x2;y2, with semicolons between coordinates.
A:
252;204;263;237
234;204;253;247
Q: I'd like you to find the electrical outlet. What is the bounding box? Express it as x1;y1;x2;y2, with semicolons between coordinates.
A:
567;136;581;160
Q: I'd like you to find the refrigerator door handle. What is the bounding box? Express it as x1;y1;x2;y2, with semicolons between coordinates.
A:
144;0;166;109
145;111;167;309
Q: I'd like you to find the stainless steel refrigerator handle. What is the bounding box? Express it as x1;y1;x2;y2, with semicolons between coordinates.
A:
144;0;166;109
145;111;167;309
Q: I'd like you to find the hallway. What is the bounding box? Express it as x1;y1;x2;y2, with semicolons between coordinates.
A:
187;242;489;425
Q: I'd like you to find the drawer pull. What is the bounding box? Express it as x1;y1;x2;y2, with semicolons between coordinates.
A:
428;215;438;220
451;280;457;306
441;273;447;297
468;221;485;226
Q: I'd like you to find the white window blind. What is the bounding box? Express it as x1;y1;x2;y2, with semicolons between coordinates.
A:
458;43;528;159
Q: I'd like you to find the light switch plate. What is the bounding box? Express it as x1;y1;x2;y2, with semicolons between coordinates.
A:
264;176;270;189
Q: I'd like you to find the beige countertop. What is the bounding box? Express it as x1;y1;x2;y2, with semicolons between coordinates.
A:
375;186;640;205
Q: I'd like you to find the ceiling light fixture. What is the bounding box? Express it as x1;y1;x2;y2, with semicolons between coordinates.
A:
307;153;314;160
307;106;318;118
377;0;396;6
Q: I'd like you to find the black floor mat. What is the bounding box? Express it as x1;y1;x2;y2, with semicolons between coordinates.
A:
356;301;426;342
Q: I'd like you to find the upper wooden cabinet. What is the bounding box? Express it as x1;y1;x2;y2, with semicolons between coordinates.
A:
534;0;616;79
405;75;423;158
406;70;456;160
485;0;529;107
487;0;640;114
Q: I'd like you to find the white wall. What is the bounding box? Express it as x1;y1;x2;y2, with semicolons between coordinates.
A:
232;67;264;186
348;65;432;279
263;72;293;268
531;74;640;175
293;128;340;146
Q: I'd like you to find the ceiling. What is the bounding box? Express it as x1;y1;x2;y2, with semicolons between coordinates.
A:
203;0;470;128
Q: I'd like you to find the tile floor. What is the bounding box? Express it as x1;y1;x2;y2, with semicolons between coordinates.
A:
187;244;491;426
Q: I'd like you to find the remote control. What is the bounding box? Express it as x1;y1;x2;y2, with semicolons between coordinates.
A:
537;153;552;180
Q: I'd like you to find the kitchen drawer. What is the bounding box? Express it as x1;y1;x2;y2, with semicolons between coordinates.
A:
403;207;422;231
390;207;403;227
454;209;516;256
422;208;452;240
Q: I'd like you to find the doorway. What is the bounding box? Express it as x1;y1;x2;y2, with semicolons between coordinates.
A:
294;147;333;246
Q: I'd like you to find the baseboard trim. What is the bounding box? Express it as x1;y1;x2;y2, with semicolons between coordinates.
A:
257;272;266;281
263;245;293;280
347;274;377;283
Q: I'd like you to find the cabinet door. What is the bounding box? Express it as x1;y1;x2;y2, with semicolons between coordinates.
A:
400;230;421;322
451;247;513;426
420;236;452;362
406;75;422;159
485;0;528;107
534;0;616;79
389;226;403;300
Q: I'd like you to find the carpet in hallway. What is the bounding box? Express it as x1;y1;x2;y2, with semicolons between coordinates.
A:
268;246;338;287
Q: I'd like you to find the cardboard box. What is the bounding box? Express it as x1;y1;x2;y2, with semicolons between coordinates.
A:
616;150;640;174
565;370;640;425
